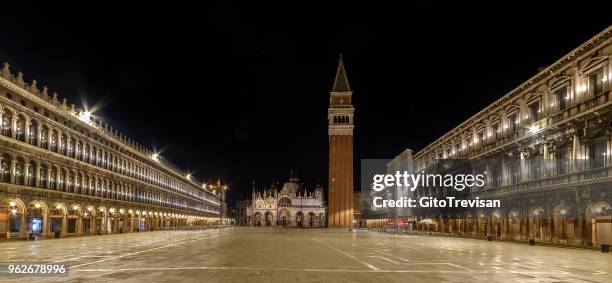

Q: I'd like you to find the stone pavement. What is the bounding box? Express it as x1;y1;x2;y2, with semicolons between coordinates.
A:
0;227;610;282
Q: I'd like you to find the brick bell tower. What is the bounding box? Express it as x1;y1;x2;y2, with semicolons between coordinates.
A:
327;54;354;228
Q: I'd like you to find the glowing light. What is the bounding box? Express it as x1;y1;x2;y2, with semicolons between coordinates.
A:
151;153;160;162
56;205;62;209
11;209;17;214
595;207;602;213
9;201;16;207
528;125;539;133
87;207;92;211
119;208;125;214
186;174;191;180
78;111;92;123
72;205;78;210
560;209;567;215
34;203;41;208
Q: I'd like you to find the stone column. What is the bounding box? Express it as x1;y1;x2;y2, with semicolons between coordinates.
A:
90;213;97;234
42;213;49;239
101;212;107;234
76;215;82;236
10;116;16;139
65;135;71;157
520;152;528;182
572;133;582;171
542;144;549;177
55;169;61;191
46;167;52;189
61;214;68;236
47;130;52;151
0;111;3;135
24;120;30;144
20;213;27;239
24;163;30;186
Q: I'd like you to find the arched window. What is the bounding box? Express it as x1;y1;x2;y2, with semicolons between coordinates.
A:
60;134;68;155
83;144;90;163
15;115;26;142
39;164;48;188
14;158;25;185
69;137;76;157
28;160;36;186
75;141;82;159
59;169;67;191
49;167;57;190
50;130;58;152
1;154;10;182
29;120;38;145
2;110;13;137
40;125;49;149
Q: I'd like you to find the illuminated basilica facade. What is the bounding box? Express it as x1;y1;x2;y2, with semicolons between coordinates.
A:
389;26;612;248
0;63;223;240
246;177;325;227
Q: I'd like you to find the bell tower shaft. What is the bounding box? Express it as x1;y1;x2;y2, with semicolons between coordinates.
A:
327;54;354;228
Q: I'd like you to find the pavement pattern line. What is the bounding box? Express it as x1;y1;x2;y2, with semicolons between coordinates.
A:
310;236;381;271
374;250;473;271
71;232;229;269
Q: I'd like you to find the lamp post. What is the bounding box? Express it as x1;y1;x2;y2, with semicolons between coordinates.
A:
206;179;229;226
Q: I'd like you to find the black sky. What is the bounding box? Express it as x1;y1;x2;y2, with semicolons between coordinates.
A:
0;3;610;203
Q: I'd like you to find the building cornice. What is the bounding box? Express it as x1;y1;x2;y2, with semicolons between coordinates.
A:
414;25;612;159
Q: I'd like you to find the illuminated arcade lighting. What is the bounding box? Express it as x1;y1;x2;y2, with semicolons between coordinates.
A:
72;205;78;210
56;205;62;209
11;209;17;214
9;201;16;206
34;203;41;208
528;125;539;133
87;207;92;211
186;174;191;180
560;209;567;215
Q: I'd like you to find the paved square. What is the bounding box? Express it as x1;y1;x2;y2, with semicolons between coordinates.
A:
0;227;611;282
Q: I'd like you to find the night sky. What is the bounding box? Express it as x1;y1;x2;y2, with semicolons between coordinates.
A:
0;3;610;203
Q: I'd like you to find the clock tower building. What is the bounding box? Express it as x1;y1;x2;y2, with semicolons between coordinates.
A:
327;54;354;228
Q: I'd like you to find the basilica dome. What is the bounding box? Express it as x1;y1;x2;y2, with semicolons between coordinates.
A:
281;177;302;194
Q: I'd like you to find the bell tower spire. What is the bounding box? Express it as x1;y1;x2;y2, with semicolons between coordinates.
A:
332;53;351;92
327;54;355;228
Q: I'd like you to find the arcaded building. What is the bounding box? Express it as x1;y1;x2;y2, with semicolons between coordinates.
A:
402;26;612;247
0;63;223;239
247;177;325;227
